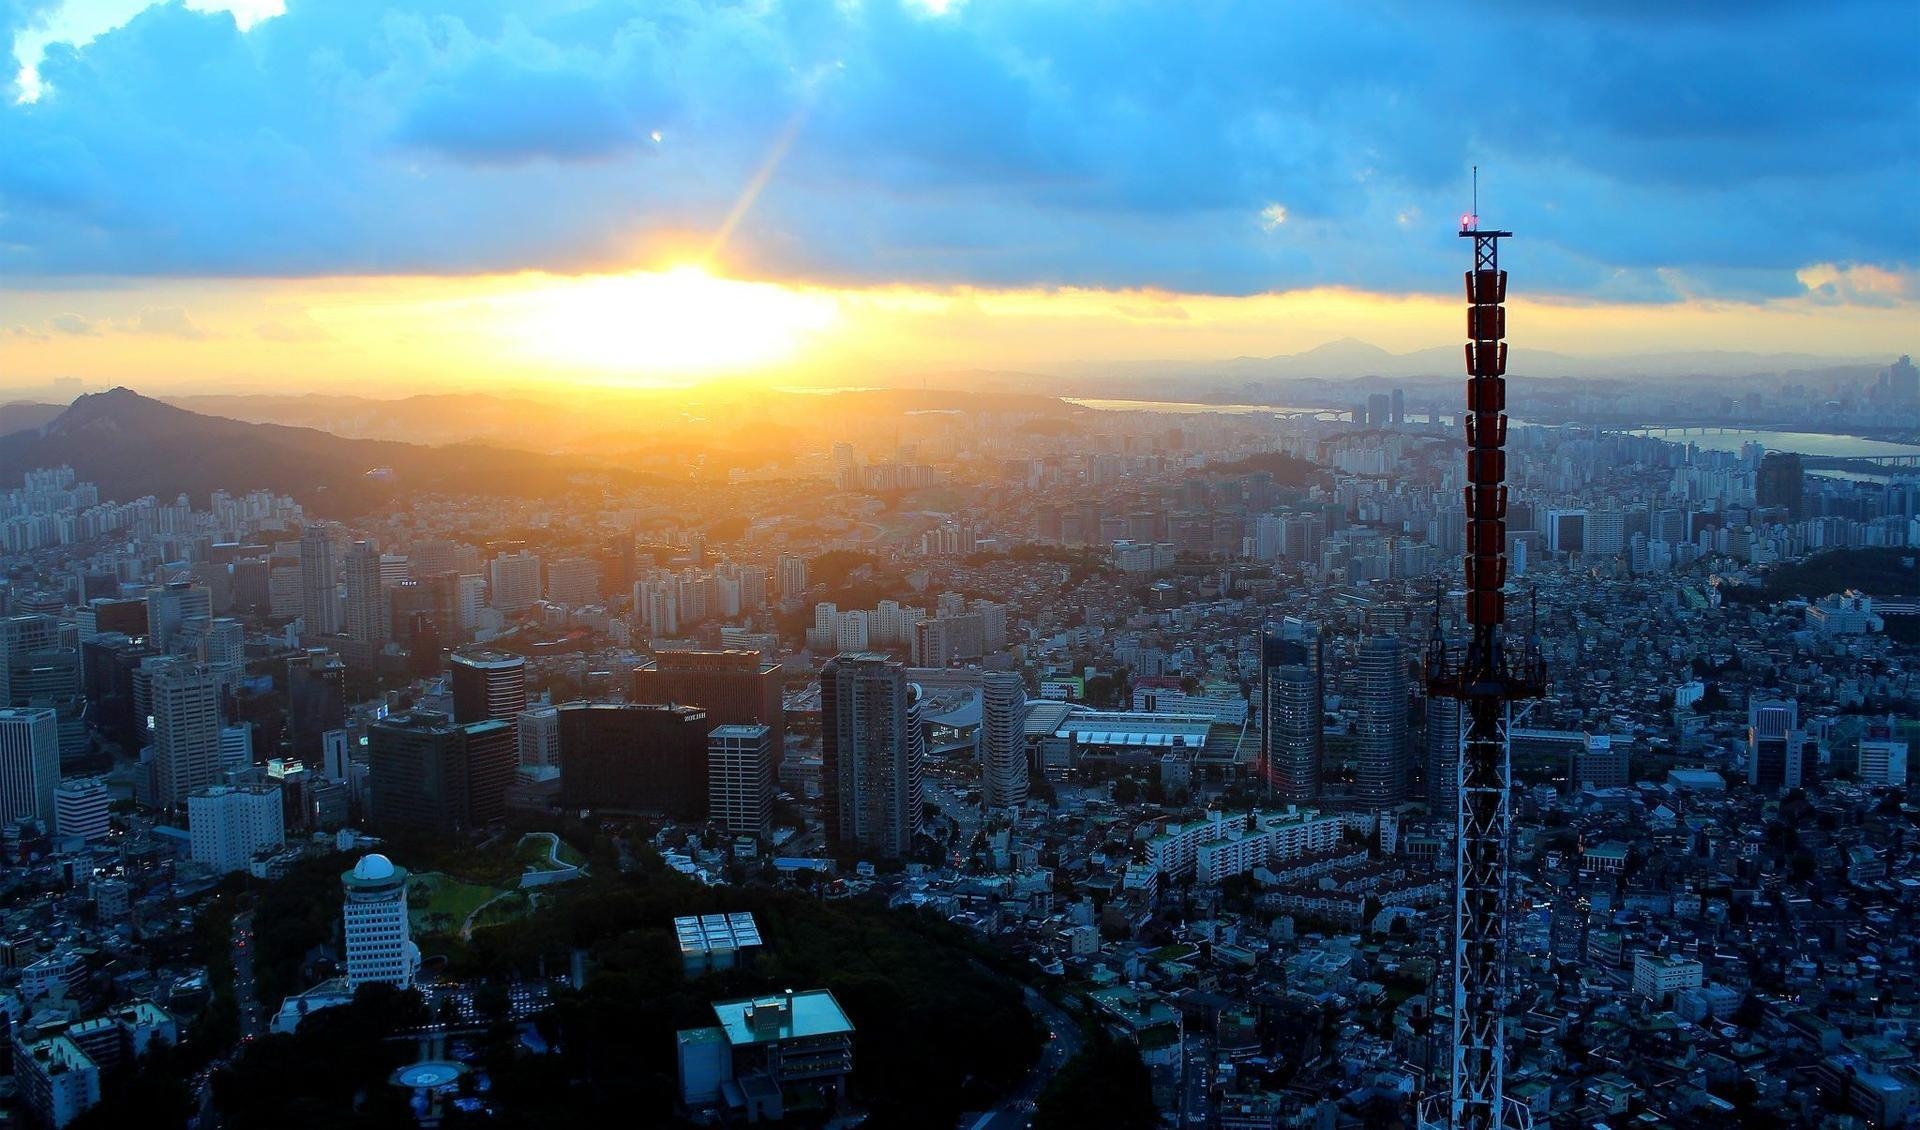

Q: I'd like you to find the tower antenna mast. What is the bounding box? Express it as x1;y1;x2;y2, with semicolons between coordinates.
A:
1421;181;1546;1130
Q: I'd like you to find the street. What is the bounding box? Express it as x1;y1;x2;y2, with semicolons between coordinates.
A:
971;986;1084;1130
232;910;264;1042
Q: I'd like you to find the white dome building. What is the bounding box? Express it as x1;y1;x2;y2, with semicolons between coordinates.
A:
341;854;420;990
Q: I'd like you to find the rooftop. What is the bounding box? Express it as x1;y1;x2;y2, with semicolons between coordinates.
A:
712;988;853;1046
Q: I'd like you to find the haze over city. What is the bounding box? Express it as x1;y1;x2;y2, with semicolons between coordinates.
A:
0;4;1914;1130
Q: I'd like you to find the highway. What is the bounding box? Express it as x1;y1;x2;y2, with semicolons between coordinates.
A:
232;910;265;1042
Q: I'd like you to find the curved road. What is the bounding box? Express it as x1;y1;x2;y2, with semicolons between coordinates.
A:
972;985;1084;1130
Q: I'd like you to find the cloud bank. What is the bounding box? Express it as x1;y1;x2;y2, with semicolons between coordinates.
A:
0;0;1913;299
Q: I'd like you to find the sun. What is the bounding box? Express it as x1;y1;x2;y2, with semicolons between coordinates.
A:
496;264;841;379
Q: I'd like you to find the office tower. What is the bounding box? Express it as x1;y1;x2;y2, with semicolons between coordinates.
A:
1545;509;1586;556
1260;620;1323;801
151;661;224;808
487;551;542;615
0;707;59;825
1367;391;1391;428
980;672;1028;809
77;597;146;643
299;525;341;636
342;541;388;645
411;539;458;579
1757;452;1805;522
53;778;110;841
556;702;710;816
144;581;211;653
286;651;346;763
708;724;774;838
821;654;924;859
517;705;561;770
366;710;513;835
219;723;253;771
187;783;285;874
0;614;62;706
1425;695;1461;817
631;651;785;768
457;574;487;634
449;651;527;724
1391;387;1406;427
1747;698;1807;790
1858;739;1908;787
545;557;601;607
342;854;420;990
1355;633;1408;808
322;729;352;783
776;554;807;600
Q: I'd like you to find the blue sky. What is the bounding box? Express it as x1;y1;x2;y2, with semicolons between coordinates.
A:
2;0;1912;302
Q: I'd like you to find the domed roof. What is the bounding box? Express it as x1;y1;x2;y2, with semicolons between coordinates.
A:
352;853;396;881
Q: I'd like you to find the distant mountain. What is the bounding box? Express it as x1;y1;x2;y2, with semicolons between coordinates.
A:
0;401;67;436
0;388;626;515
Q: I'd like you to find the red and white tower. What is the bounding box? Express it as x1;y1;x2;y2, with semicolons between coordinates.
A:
1421;208;1547;1130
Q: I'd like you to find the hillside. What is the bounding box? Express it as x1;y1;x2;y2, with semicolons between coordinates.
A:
0;388;624;515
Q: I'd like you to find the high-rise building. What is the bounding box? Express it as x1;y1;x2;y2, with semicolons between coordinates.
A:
187;783;285;874
341;854;419;990
821;654;924;859
342;540;388;646
0;614;63;706
633;651;785;768
1748;698;1807;791
980;672;1028;809
1354;634;1408;808
367;710;513;835
1260;620;1322;801
53;777;110;841
449;651;527;725
286;650;346;764
776;554;808;600
150;661;224;808
516;705;561;770
1858;739;1908;787
143;582;210;654
0;707;59;825
487;551;542;615
1424;694;1460;817
708;724;774;839
545;557;601;607
1757;452;1805;522
556;703;710;816
299;525;341;637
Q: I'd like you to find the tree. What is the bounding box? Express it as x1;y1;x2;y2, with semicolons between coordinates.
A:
1034;1033;1157;1130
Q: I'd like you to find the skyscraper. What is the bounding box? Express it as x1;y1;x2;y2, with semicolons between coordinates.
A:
0;707;59;825
1747;698;1806;791
1260;620;1323;801
556;702;711;816
342;854;419;990
1756;452;1805;522
143;582;210;654
151;661;224;808
980;672;1028;809
708;723;774;839
187;783;285;874
342;540;388;646
1424;694;1461;818
516;704;560;770
631;650;785;770
821;654;924;859
299;525;341;637
53;777;110;842
449;651;527;725
367;710;513;835
286;650;346;763
487;551;542;615
0;614;63;706
1354;634;1409;808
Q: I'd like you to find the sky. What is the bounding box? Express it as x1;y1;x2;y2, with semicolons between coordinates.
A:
0;0;1914;395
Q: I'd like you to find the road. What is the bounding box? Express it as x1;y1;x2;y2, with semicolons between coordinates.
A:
1181;1035;1213;1127
232;911;265;1042
973;986;1084;1130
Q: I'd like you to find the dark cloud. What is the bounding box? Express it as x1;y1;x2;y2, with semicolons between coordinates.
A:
0;0;1911;300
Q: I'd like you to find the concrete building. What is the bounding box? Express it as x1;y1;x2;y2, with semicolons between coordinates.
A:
299;524;341;637
187;783;285;875
821;654;924;859
52;777;110;841
13;1034;100;1128
449;651;527;725
980;672;1029;809
487;551;542;615
342;853;419;990
0;706;59;825
709;724;774;840
342;540;388;646
1354;634;1408;808
150;660;224;808
1260;620;1323;802
516;704;561;770
1632;952;1704;1003
678;989;856;1119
